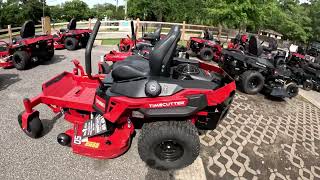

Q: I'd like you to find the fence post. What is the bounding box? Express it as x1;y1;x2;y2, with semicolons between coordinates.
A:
88;18;92;29
42;17;51;35
7;25;12;42
135;18;140;38
182;21;186;41
217;23;222;41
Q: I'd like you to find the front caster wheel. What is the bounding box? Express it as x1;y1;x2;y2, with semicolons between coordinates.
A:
57;133;71;146
138;121;200;170
18;112;43;138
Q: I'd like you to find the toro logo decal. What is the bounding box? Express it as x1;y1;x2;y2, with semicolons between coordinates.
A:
148;101;187;108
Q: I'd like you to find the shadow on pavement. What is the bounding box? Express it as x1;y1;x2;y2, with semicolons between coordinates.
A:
145;168;174;180
0;73;21;91
40;112;63;137
41;54;66;66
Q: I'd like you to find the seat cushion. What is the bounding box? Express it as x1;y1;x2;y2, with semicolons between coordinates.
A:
112;55;150;81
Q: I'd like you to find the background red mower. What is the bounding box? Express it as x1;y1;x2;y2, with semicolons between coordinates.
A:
0;21;54;70
187;29;222;62
19;20;236;170
53;18;92;51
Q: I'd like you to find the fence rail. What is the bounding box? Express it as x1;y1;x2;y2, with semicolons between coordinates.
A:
0;19;239;43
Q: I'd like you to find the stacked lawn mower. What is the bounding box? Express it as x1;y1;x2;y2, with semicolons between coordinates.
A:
0;21;54;70
53;18;92;51
186;29;222;62
221;35;299;98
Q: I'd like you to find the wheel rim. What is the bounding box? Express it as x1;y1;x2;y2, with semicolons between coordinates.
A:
14;55;22;65
288;86;298;97
249;77;260;89
204;51;212;59
66;40;73;46
154;140;184;162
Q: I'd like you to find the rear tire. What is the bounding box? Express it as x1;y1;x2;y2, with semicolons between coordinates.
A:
12;51;30;70
274;58;286;68
199;47;214;61
138;121;200;170
303;80;313;91
64;37;78;51
239;70;265;94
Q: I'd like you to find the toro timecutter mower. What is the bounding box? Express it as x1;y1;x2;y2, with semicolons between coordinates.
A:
18;20;236;170
221;35;298;98
0;21;54;70
53;18;92;51
187;29;222;62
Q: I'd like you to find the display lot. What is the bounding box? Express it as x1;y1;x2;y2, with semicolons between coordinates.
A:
0;46;319;180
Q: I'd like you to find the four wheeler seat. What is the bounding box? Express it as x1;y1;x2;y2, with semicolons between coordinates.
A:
20;20;35;39
248;35;263;57
143;25;162;44
111;25;181;81
203;29;213;40
67;18;77;30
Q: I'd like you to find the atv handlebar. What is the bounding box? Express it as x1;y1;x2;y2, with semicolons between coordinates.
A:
85;20;101;77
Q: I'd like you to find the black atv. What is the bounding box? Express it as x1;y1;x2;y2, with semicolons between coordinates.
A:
286;56;320;92
220;35;299;98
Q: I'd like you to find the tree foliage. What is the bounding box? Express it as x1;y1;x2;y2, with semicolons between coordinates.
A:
127;0;320;43
0;0;320;43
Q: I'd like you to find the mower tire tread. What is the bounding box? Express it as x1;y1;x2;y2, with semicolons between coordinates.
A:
12;51;30;70
138;121;200;170
64;37;78;51
239;70;265;95
199;47;214;61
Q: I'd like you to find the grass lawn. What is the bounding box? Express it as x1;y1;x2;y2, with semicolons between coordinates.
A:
101;38;121;45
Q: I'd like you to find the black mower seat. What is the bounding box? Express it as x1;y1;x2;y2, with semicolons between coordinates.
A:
111;25;181;82
143;25;161;43
112;55;149;81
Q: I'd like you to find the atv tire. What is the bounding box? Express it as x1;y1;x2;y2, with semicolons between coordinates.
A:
239;71;265;94
303;80;313;91
286;82;299;98
199;47;214;61
274;58;286;68
64;37;78;51
138;121;200;170
18;112;43;138
12;51;30;70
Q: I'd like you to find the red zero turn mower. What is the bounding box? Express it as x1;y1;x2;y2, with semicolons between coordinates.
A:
187;29;222;62
53;18;92;51
0;21;54;70
104;21;161;63
118;21;162;52
19;21;236;170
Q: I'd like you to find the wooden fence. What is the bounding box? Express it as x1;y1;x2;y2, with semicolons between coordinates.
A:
0;18;239;43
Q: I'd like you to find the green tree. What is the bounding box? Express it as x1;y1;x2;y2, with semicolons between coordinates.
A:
63;0;90;21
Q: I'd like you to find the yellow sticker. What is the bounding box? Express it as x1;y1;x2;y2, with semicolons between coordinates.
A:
84;141;100;149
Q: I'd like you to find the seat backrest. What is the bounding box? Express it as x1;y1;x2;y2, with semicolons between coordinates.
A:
248;35;263;56
203;29;213;40
154;25;162;40
20;20;35;39
149;26;181;76
67;18;77;30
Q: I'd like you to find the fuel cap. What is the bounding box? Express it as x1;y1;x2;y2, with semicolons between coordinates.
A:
145;80;161;97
